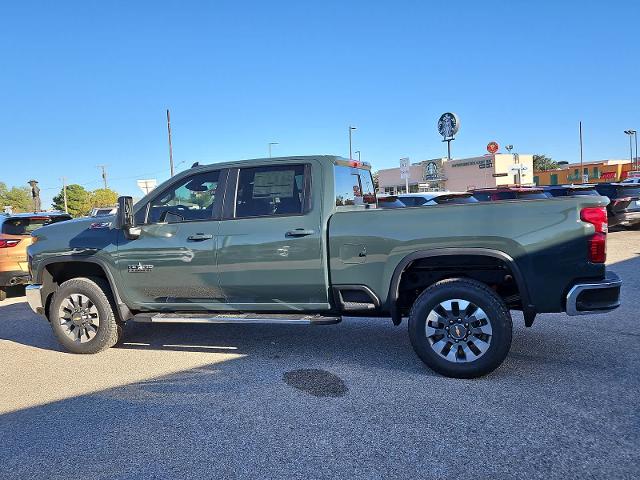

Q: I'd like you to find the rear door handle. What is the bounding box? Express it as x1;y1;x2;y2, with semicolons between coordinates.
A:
187;233;213;241
285;229;315;237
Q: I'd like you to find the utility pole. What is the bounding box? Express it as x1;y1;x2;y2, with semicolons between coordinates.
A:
268;142;279;158
167;109;174;177
60;177;68;213
97;165;108;189
349;126;356;160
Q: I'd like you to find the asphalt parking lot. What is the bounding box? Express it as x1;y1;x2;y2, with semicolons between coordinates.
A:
1;230;638;479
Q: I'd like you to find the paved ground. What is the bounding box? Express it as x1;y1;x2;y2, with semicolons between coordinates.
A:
1;230;638;479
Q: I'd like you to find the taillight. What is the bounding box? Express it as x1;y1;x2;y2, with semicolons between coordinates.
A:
0;239;21;248
580;207;608;263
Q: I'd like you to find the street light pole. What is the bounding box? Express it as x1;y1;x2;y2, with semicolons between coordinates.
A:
268;142;279;158
624;130;636;169
348;126;356;160
354;150;361;162
633;131;639;170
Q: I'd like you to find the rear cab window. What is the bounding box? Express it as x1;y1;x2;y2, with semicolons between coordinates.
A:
1;215;71;235
334;164;376;207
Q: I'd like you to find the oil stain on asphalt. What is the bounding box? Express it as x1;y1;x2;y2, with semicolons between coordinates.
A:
283;369;348;397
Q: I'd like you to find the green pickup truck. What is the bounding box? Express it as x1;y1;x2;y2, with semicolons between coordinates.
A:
26;155;621;377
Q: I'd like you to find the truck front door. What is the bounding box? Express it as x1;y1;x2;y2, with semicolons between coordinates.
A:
115;169;225;309
216;161;329;311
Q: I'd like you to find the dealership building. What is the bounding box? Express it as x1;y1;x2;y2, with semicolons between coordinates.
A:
378;154;534;193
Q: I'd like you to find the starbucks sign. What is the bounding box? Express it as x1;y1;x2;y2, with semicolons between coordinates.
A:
437;112;460;139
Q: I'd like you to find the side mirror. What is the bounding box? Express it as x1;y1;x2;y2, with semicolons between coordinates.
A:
116;196;140;239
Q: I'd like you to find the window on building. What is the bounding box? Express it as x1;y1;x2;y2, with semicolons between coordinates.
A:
550;174;558;185
533;176;539;185
593;167;599;178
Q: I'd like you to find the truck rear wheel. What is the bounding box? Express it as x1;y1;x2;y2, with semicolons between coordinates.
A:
408;278;512;378
49;277;120;354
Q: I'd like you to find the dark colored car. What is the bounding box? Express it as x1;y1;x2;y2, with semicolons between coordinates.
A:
471;186;550;202
594;183;640;228
397;192;479;206
543;185;600;197
376;195;407;209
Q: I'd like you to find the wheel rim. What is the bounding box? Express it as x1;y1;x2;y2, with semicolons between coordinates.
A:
58;294;100;343
425;299;492;363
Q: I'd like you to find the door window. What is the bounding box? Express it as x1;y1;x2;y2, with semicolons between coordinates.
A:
143;170;221;224
235;164;307;218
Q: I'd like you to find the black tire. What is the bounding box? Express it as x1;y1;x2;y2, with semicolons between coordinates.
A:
0;288;6;301
49;277;120;354
408;278;512;378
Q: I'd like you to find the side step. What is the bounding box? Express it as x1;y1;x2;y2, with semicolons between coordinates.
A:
132;312;342;325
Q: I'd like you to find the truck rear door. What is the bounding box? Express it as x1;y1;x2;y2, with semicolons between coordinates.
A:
216;160;329;310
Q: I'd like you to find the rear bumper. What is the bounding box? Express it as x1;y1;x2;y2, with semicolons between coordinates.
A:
0;270;30;287
566;272;621;316
25;284;45;315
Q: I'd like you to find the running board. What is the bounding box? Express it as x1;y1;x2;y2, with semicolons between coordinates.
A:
132;313;342;325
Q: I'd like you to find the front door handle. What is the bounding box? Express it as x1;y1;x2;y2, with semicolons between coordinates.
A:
285;229;315;237
187;233;213;241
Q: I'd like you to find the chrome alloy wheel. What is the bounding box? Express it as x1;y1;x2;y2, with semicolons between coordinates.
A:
58;294;100;343
425;299;493;363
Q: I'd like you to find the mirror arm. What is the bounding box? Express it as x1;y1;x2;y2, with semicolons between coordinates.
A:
124;226;141;240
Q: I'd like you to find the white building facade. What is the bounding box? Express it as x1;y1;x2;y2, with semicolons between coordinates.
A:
378;154;534;193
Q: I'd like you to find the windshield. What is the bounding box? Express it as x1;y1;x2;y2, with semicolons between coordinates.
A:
434;194;478;205
2;215;71;235
517;192;549;200
334;165;376;207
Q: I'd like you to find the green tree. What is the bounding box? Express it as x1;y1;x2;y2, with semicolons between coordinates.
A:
0;182;33;212
533;154;558;172
372;171;379;190
52;184;91;217
89;188;119;208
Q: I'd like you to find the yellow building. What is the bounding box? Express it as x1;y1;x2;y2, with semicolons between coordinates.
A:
533;160;636;185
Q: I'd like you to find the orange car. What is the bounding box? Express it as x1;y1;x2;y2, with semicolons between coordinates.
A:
0;212;71;300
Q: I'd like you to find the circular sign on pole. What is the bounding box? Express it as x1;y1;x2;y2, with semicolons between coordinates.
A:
437;112;460;138
487;141;499;154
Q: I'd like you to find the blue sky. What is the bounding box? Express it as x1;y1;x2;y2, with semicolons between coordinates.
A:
1;0;638;205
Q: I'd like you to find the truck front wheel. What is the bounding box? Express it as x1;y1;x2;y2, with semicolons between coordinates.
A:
408;278;512;378
49;277;120;354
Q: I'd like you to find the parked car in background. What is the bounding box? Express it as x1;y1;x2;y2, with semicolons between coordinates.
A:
0;212;71;300
376;195;406;209
471;186;550;202
543;185;600;197
90;206;117;217
620;177;640;184
595;183;640;228
397;192;479;206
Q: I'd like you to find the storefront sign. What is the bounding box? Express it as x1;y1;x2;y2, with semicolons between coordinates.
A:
450;158;493;169
437;113;460;138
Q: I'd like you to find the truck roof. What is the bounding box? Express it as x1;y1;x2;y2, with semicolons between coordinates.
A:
187;155;370;173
